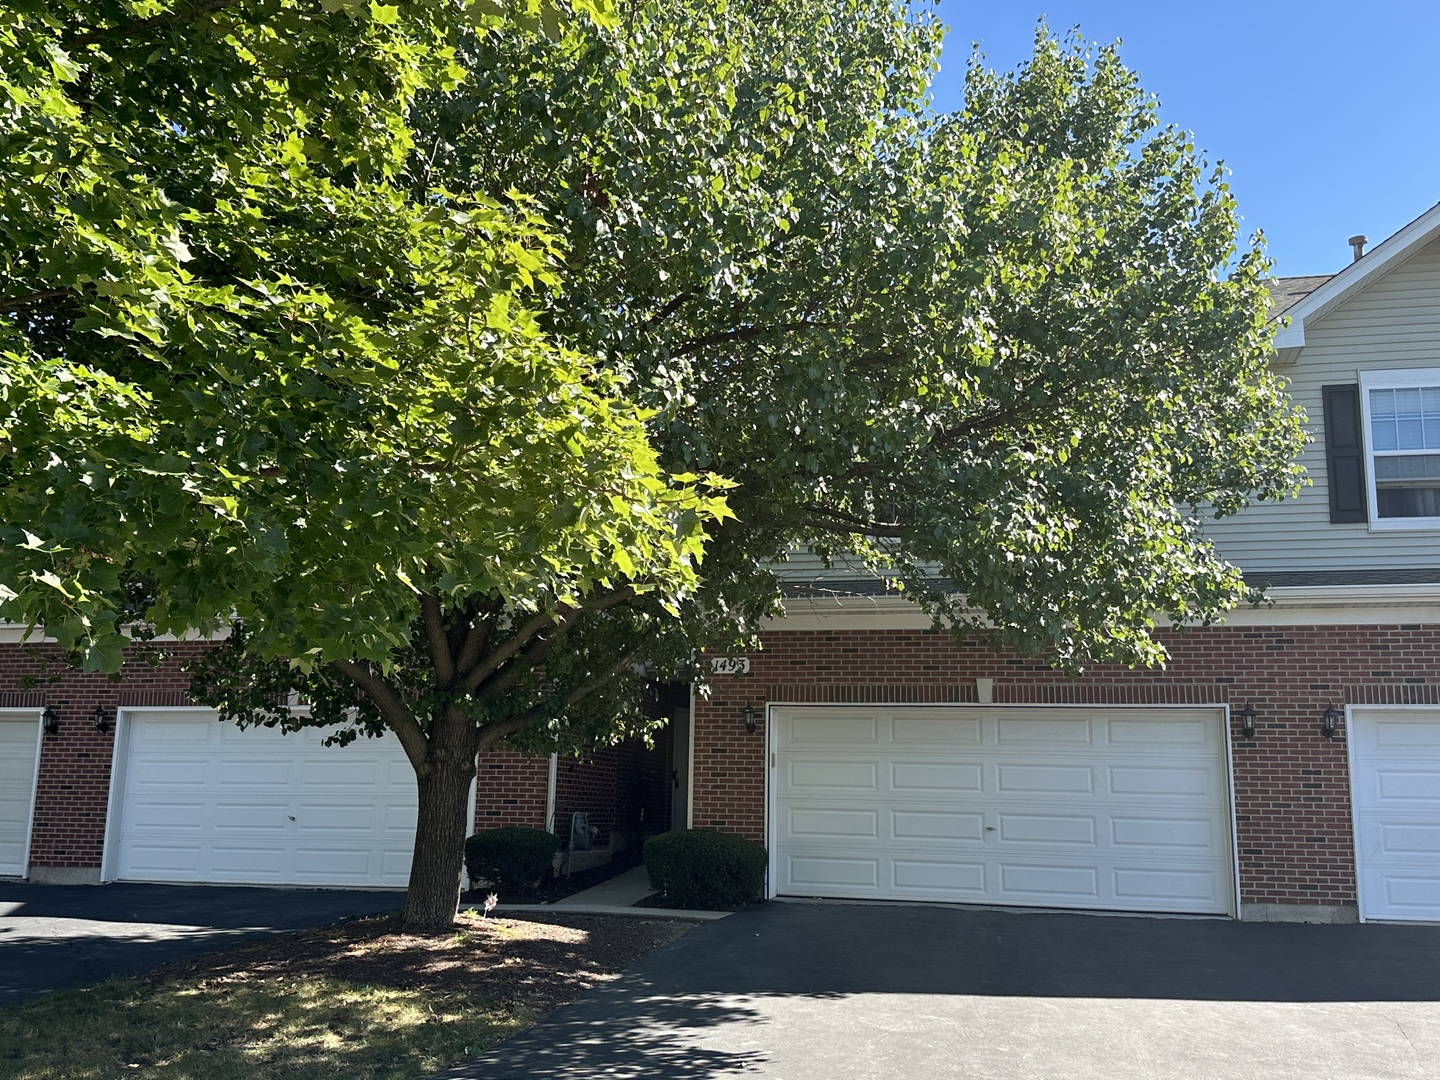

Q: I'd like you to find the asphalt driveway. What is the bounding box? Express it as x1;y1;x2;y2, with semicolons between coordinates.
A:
0;880;399;1006
441;901;1440;1080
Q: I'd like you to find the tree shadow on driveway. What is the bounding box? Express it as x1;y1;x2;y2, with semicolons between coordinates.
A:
0;880;398;1006
437;901;1440;1080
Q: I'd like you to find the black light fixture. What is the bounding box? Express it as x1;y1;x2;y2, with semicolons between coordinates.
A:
742;703;759;735
41;706;59;735
91;704;110;734
1237;701;1257;740
1322;703;1342;740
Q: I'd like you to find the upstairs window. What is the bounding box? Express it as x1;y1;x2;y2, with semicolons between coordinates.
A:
1361;368;1440;528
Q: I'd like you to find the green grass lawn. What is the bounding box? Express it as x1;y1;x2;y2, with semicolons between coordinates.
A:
0;972;527;1079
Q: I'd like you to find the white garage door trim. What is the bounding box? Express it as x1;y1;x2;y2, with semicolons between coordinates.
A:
0;709;43;878
765;702;1239;917
102;706;470;889
1348;704;1440;923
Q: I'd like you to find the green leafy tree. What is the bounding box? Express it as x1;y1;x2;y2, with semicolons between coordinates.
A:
1;0;1305;927
0;0;725;926
426;4;1305;668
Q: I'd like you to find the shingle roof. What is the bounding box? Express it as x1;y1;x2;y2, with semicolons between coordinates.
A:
1266;274;1334;320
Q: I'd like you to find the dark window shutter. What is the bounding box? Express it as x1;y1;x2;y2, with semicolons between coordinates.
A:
1322;383;1367;524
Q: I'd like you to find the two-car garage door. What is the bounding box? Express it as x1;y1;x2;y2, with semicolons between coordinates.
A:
771;705;1235;915
110;709;417;888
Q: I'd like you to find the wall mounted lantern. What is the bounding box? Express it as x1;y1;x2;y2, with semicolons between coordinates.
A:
92;704;111;734
742;704;759;735
1322;703;1342;740
41;706;59;735
1237;702;1257;740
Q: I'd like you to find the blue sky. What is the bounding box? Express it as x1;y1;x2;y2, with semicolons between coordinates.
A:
929;2;1440;277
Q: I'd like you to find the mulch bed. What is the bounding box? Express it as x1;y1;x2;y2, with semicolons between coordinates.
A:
140;909;695;1017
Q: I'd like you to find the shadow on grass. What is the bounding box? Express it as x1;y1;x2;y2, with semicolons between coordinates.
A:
0;972;524;1080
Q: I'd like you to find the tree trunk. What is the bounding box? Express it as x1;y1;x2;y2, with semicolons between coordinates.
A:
402;743;476;927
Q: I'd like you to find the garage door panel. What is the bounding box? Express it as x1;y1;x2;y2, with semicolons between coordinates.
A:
115;710;417;888
892;859;987;893
1375;769;1440;802
892;810;984;841
996;717;1093;745
1111;816;1220;850
892;762;983;792
1108;765;1215;798
999;863;1099;899
892;715;981;744
1107;716;1212;747
790;714;878;744
1113;867;1225;904
998;813;1097;846
789;761;878;790
773;705;1233;915
788;854;880;890
217;760;293;787
1353;709;1440;920
997;764;1093;794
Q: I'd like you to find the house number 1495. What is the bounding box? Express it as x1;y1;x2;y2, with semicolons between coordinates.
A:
710;656;750;675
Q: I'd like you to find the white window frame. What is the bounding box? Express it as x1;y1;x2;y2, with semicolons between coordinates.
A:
1358;367;1440;531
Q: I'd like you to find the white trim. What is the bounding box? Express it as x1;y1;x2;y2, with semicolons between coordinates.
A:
1273;200;1440;349
1358;368;1440;532
686;684;696;830
769;585;1440;633
0;708;44;880
762;701;1236;917
1223;703;1242;919
545;752;559;836
765;700;777;901
102;705;145;883
0;624;230;645
1345;703;1365;923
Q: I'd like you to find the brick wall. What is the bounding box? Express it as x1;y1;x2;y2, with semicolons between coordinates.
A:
472;750;549;833
694;623;1440;908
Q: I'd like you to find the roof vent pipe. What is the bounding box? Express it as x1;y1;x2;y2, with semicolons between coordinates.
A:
1348;234;1368;262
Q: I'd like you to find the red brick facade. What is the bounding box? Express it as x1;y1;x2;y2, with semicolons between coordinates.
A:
694;623;1440;912
9;622;1437;918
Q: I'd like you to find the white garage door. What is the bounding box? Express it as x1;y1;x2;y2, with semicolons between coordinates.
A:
1351;708;1440;921
771;705;1235;915
0;712;41;877
111;709;418;887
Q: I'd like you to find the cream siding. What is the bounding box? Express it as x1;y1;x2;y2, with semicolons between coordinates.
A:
1202;236;1440;575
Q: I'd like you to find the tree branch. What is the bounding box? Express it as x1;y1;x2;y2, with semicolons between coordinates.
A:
455;586;635;695
670;320;829;359
0;288;71;314
419;592;456;688
328;659;429;773
69;0;243;46
473;650;640;751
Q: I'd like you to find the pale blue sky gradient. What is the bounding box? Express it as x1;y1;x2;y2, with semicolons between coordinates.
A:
930;2;1440;277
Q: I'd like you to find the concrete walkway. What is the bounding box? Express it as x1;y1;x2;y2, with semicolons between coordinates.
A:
438;900;1440;1080
499;865;730;920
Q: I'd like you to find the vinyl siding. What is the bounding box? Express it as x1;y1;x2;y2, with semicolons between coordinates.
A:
1203;235;1440;575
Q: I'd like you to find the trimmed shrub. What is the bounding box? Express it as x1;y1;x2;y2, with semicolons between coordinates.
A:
464;827;561;897
644;829;766;909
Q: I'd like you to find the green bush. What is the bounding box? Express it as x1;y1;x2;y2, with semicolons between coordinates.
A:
464;827;560;897
643;829;766;909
